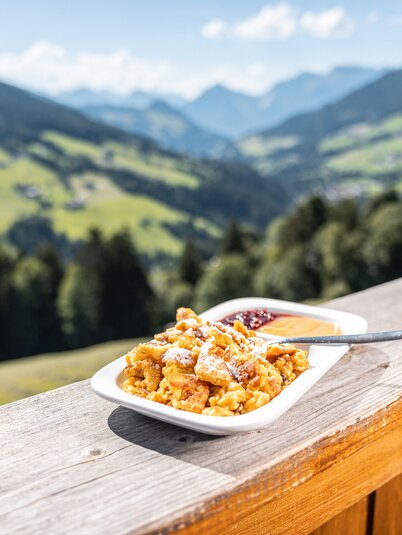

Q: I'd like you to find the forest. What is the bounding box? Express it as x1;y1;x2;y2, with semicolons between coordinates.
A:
0;189;400;361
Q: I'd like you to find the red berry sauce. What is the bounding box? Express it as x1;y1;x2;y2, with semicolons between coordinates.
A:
221;309;280;330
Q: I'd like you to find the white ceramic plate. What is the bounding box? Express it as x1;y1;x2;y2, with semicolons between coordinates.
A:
91;298;367;435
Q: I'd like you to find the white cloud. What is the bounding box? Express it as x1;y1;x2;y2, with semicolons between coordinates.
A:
367;11;380;24
233;3;297;40
201;4;355;41
300;8;355;38
0;41;171;95
0;41;276;99
201;19;226;39
247;61;267;77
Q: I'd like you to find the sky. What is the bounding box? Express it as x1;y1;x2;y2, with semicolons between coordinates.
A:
0;0;401;100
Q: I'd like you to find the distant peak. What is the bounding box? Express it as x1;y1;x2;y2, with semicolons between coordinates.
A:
195;83;255;102
148;100;175;113
205;84;229;94
129;89;149;98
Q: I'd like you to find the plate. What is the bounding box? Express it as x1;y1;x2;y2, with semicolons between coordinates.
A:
91;298;367;435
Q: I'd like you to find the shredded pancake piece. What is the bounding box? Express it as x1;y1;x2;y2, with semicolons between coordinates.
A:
122;307;309;416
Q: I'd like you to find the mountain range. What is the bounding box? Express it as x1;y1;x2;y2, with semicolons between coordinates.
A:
54;88;187;110
51;66;385;146
239;69;402;201
252;69;402;143
83;100;237;158
0;83;130;147
0;81;283;259
183;66;384;138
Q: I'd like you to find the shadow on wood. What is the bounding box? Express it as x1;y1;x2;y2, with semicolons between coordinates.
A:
107;405;225;468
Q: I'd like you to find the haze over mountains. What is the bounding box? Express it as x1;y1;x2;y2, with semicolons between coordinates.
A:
55;88;187;110
184;67;385;138
50;66;385;155
251;69;402;143
83;100;237;158
239;69;402;201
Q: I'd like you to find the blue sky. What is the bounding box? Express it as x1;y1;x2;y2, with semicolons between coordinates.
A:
0;1;401;99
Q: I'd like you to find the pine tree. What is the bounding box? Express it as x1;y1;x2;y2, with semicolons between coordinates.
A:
221;221;247;255
254;245;321;302
36;243;64;300
2;256;64;357
194;255;253;312
329;199;358;230
98;230;154;340
364;202;402;283
59;229;105;347
364;189;399;218
59;228;153;346
178;240;202;286
58;263;101;348
278;196;328;247
77;228;105;271
0;245;16;359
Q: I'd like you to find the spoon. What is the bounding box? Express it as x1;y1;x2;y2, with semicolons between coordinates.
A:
265;330;402;346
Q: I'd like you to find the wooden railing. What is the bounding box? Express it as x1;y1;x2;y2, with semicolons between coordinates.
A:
1;279;401;534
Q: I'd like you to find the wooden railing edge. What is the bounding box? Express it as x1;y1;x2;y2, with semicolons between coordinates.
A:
143;397;402;534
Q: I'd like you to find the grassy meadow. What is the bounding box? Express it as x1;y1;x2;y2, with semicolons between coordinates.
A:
238;110;402;199
0;131;221;255
0;337;146;405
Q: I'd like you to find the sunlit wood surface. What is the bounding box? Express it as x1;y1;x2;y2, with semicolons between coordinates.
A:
0;279;401;534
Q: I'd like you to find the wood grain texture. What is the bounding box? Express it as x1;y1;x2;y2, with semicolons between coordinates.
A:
0;279;401;535
221;427;401;535
372;474;402;535
309;497;369;535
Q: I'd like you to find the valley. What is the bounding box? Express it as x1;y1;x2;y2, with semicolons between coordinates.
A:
238;69;402;201
0;82;284;259
2;67;402;262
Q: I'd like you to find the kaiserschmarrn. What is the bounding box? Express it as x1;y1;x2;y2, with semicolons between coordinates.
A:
122;308;309;416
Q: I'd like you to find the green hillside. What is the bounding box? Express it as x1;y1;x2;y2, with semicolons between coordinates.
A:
0;81;130;146
0;81;285;257
238;70;402;201
0;337;145;405
83;101;237;158
251;69;402;144
0;138;211;255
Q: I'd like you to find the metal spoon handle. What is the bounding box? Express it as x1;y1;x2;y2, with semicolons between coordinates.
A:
272;330;402;346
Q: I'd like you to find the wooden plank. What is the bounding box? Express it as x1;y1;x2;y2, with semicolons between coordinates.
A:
179;420;402;535
0;279;401;535
309;497;369;535
372;474;402;535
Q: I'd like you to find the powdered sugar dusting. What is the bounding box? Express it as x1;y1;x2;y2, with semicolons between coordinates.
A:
195;342;231;377
181;318;199;330
162;348;194;367
197;326;210;338
199;341;212;359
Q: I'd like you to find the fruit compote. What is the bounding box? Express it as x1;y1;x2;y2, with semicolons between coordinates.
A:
221;309;340;337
